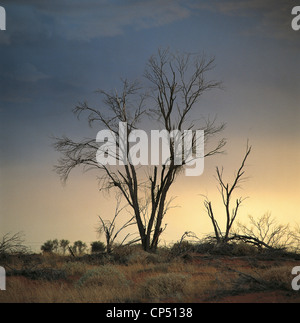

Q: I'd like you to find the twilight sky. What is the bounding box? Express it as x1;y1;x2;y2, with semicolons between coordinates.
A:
0;0;299;251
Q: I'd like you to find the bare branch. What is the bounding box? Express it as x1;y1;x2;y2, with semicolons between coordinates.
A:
235;213;296;250
202;143;252;243
54;48;226;252
0;232;29;255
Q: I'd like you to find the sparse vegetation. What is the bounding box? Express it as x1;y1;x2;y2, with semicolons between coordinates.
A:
0;232;29;256
234;213;297;251
41;239;59;254
1;242;300;303
76;265;129;288
90;241;106;254
96;195;138;254
1;47;299;303
139;273;189;300
202;143;251;244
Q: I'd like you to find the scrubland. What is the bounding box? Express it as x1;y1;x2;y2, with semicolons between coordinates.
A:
1;243;300;303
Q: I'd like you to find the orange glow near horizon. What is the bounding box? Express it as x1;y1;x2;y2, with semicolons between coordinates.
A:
1;133;299;252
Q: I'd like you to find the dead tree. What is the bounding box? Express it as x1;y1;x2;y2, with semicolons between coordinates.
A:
203;143;252;244
0;232;28;255
54;48;226;252
97;196;137;253
234;213;296;250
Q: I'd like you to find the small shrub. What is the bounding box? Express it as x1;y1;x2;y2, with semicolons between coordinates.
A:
140;273;189;299
170;241;195;256
137;263;170;274
127;250;149;264
76;265;128;288
111;244;151;264
41;252;62;267
8;268;67;281
232;242;257;256
211;243;237;255
258;266;292;290
110;245;135;264
127;250;163;265
145;253;162;264
220;265;293;295
90;241;106;254
195;242;257;256
194;241;215;254
62;261;89;276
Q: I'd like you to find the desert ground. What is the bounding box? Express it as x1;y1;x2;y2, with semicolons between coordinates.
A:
1;243;300;303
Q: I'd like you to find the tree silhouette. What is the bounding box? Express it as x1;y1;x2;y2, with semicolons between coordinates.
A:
96;196;137;253
90;241;106;253
59;239;70;255
54;48;226;252
41;239;58;253
203;143;251;244
0;232;28;255
72;240;87;255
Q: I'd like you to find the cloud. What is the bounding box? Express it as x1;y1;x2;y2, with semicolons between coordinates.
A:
190;0;298;41
204;0;271;15
3;0;297;43
2;0;191;42
8;63;49;83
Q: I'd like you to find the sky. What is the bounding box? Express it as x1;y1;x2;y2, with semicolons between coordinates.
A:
0;0;299;251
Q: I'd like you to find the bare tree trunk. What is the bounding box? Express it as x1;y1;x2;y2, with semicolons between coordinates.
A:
54;48;226;253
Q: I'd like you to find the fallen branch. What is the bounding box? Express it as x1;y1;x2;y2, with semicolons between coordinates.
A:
228;234;275;250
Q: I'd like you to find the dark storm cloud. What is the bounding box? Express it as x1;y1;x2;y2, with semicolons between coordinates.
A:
1;0;297;45
0;0;191;42
191;0;299;41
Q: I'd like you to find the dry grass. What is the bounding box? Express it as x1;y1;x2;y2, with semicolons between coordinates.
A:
138;273;189;301
1;248;300;303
